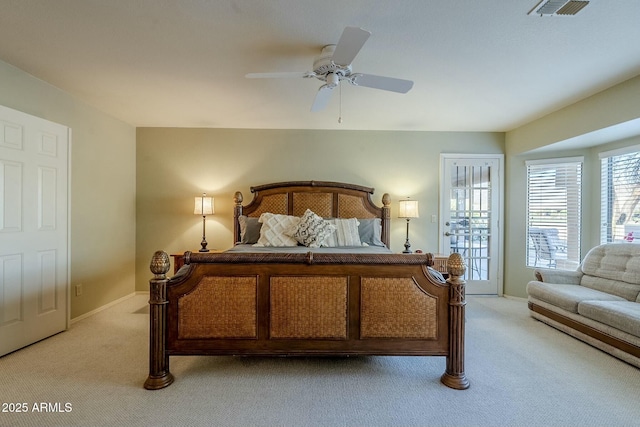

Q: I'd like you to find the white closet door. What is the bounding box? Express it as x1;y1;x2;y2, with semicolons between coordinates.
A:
0;105;69;356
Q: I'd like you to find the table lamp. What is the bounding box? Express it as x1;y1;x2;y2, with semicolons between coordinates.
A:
194;193;214;252
398;199;419;253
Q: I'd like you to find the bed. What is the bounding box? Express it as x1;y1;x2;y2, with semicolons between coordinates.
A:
144;181;469;390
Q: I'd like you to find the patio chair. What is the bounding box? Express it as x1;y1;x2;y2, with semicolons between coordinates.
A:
529;228;559;267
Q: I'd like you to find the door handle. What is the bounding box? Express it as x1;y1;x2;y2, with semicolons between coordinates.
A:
444;232;452;236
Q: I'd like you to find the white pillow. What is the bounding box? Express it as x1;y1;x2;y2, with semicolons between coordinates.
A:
288;209;336;248
254;213;300;247
323;218;361;247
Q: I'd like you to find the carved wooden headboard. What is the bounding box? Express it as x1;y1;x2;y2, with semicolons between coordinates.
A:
233;181;391;247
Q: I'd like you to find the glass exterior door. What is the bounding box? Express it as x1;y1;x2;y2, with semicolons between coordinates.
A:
441;156;502;294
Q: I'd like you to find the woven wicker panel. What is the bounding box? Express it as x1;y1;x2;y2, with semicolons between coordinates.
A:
270;276;348;339
432;256;448;274
248;193;288;217
292;192;333;217
361;277;437;339
178;276;257;339
337;193;376;218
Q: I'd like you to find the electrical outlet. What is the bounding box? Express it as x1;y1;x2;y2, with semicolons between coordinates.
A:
75;284;83;297
431;214;437;223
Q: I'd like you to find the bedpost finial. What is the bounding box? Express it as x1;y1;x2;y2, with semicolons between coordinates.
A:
382;193;391;207
234;191;243;205
150;250;170;279
447;252;466;278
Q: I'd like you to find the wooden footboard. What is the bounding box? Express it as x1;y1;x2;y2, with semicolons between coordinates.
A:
144;251;469;390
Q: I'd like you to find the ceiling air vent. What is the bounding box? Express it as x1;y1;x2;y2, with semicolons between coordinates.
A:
529;0;590;16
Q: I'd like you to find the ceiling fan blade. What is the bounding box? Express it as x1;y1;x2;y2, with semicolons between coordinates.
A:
331;27;371;66
310;85;334;112
245;71;314;79
350;73;414;93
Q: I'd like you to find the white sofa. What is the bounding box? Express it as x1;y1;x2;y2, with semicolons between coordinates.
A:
526;243;640;368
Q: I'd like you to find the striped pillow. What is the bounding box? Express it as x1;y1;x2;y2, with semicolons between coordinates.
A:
324;218;361;247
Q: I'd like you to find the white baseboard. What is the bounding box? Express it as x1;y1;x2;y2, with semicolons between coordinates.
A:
70;292;138;324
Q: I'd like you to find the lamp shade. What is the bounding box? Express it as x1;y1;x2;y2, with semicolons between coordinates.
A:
398;199;419;218
194;194;214;215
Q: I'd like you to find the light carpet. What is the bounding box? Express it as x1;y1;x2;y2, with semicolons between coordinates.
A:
0;294;638;427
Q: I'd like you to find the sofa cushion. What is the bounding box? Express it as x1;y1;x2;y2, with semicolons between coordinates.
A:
578;301;640;337
534;268;582;285
580;244;640;301
526;281;625;313
581;275;640;302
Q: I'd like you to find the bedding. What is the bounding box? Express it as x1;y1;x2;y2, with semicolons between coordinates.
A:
237;215;261;244
238;213;385;247
226;244;393;254
324;218;362;247
287;209;336;248
357;218;385;246
254;212;300;247
145;181;469;391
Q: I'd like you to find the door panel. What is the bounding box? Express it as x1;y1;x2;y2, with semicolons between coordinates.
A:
1;160;23;232
440;155;502;295
1;254;23;325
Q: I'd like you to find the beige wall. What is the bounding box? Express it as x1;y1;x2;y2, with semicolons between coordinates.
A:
135;128;504;290
6;53;638;308
0;60;137;319
504;75;640;298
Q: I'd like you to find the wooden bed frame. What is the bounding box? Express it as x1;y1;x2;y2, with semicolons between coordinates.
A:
144;181;469;390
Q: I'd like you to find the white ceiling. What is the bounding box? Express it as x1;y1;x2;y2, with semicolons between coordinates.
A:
1;0;640;132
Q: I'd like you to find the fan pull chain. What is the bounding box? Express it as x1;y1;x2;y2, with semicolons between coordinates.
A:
338;82;343;124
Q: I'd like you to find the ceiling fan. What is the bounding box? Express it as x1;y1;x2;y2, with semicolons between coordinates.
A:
246;27;414;112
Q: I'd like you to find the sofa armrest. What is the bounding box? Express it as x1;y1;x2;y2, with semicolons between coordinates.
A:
534;268;582;284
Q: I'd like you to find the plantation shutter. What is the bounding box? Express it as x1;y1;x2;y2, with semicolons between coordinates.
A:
525;158;582;269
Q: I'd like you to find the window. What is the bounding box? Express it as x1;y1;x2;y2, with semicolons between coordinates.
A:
600;146;640;244
526;158;582;270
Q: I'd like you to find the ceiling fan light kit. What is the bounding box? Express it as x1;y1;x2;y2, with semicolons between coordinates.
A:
246;27;414;113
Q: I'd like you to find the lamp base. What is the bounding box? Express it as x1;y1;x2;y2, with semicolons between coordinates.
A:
403;219;412;253
199;238;209;252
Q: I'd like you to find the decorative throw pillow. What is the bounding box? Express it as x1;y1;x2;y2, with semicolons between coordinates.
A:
358;218;385;247
427;266;446;283
238;215;262;244
323;218;362;247
288;209;336;248
254;213;300;247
